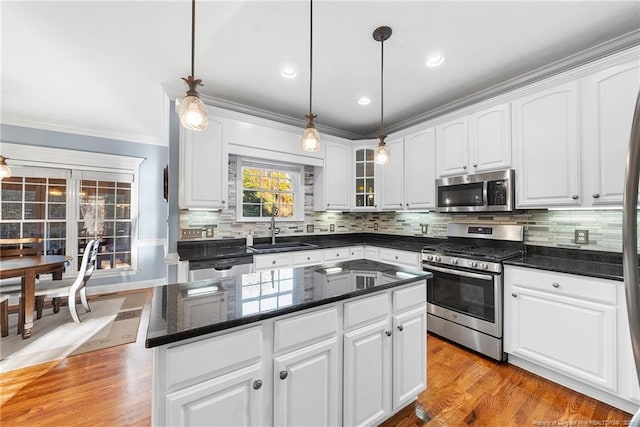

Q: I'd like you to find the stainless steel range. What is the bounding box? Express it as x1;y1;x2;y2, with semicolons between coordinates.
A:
422;223;524;361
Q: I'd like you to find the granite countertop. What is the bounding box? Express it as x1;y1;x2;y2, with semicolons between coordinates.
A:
177;232;442;262
504;246;628;282
146;259;432;348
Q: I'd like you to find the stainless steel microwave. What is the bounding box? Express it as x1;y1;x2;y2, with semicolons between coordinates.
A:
435;169;515;213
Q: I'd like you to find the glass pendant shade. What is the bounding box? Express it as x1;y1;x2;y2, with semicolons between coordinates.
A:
302;114;321;152
179;94;208;131
374;137;390;164
0;156;11;179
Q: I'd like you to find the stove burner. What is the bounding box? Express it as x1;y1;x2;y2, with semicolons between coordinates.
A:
421;242;523;261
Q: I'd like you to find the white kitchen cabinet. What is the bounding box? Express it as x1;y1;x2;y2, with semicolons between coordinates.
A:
392;306;427;410
292;249;325;267
513;81;581;208
254;253;293;271
436;116;469;177
349;245;365;260
273;338;339;427
324;247;351;262
166;363;264;427
353;143;381;211
581;59;640;206
314;141;351;211
378;247;421;270
468;103;512;173
364;246;379;261
380;138;406;210
179;118;228;209
504;266;617;393
404;128;436;210
343;319;392;427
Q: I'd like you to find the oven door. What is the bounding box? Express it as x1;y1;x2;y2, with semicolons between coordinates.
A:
423;263;502;338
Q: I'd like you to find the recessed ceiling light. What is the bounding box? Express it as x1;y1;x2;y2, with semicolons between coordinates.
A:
281;66;297;79
426;53;445;68
357;96;371;106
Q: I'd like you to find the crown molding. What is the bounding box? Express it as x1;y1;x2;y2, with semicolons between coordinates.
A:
380;29;640;137
0;113;165;146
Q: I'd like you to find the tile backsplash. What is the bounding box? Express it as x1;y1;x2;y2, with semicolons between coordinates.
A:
180;155;632;253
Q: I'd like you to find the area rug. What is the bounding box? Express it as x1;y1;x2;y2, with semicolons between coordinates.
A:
0;292;146;373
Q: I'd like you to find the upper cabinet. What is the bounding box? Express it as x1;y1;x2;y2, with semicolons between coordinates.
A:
436;103;512;177
581;60;640;206
404;128;436;210
513;82;580;208
314;141;351;211
353;142;381;211
380;138;405;210
179;118;229;210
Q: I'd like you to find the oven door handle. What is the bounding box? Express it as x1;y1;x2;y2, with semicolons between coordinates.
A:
422;263;494;281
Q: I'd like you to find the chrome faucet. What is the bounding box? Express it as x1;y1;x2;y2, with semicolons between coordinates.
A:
270;205;280;244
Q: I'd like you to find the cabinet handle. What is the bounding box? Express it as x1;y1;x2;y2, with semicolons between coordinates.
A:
327;203;330;207
307;256;311;260
253;379;263;390
397;325;404;332
593;193;600;199
571;194;579;200
222;200;226;204
385;330;392;337
473;164;477;168
462;165;467;170
395;256;399;260
552;282;560;288
272;260;276;265
279;370;288;380
406;203;409;207
511;292;518;297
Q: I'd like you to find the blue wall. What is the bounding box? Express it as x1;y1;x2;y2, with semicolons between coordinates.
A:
0;124;169;287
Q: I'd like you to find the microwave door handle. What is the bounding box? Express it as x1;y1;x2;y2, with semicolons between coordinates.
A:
423;264;494;281
483;180;489;207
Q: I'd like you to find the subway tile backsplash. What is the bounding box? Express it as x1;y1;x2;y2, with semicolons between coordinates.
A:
180;155;633;253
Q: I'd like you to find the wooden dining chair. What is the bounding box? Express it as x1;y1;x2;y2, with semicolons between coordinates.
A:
34;239;100;323
0;294;9;337
0;237;43;258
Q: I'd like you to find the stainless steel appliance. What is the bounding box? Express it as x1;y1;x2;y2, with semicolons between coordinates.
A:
422;223;524;361
622;91;640;426
436;169;515;213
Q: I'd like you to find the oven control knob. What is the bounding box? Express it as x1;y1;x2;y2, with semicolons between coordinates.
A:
470;261;478;268
451;258;458;265
434;256;441;262
480;263;488;270
425;255;433;261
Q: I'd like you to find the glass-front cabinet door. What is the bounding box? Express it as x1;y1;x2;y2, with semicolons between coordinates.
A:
353;147;378;210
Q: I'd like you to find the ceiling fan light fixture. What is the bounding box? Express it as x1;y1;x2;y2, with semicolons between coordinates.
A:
301;0;321;153
179;0;208;131
0;155;12;180
373;26;392;165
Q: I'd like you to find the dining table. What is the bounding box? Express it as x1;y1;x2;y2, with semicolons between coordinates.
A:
0;255;71;338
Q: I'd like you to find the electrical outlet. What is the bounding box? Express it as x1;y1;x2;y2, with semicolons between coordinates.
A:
575;229;589;244
181;228;202;239
306;224;314;233
421;224;428;235
374;223;379;231
330;224;335;232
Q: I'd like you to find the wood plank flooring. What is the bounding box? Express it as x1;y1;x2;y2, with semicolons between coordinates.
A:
0;289;633;426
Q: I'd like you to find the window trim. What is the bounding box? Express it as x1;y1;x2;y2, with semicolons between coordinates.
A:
1;142;144;278
235;157;304;222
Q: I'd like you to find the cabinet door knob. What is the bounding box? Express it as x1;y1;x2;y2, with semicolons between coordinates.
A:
592;193;600;199
327;203;330;207
279;370;288;380
552;282;560;288
397;325;404;331
385;330;392;337
272;260;276;265
571;194;579;200
462;165;467;170
307;257;311;260
511;292;518;298
253;379;263;390
473;164;477;168
406;203;409;207
395;256;399;260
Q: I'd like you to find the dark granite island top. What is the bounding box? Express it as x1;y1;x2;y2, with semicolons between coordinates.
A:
146;259;431;348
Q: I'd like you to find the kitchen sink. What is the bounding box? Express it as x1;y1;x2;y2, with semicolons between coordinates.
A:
248;242;318;253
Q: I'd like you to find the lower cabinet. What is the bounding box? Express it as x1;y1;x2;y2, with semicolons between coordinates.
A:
392;307;427;409
273;338;339;426
166;363;264;426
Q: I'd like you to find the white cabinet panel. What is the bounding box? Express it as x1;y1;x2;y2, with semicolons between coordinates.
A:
353;143;381;211
392;306;427;410
404;128;436;210
380;138;405;210
273;338;339;427
314;141;351;211
254;253;293;271
292;249;324;267
378;248;420;270
468;103;512;173
436;117;469;177
179;118;228;209
513;82;580;208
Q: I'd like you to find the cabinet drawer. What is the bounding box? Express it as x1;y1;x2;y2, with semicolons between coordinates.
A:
344;292;390;330
505;266;616;304
379;248;419;268
292;249;324;267
324;247;350;262
365;246;379;260
254;253;292;270
274;307;338;353
349;246;365;260
166;326;263;390
393;283;427;313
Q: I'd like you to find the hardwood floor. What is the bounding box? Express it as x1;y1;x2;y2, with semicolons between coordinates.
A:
0;290;633;426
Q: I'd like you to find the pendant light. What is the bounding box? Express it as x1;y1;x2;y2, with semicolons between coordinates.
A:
178;0;208;131
0;155;11;180
373;26;392;165
301;0;321;152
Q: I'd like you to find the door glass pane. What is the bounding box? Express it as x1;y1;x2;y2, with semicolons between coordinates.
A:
356;149;364;161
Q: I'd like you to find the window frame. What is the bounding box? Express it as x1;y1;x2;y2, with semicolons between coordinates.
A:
0;142;144;278
235;158;305;222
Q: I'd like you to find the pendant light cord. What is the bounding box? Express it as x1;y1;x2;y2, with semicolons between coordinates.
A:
380;36;384;135
191;0;196;77
309;0;313;116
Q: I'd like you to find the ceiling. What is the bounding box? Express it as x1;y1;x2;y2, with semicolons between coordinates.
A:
2;1;639;145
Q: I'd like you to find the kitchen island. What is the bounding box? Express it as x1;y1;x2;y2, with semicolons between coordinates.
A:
146;259;431;427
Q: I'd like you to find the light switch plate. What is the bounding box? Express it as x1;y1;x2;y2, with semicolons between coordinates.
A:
575;229;589;244
306;224;314;233
421;224;428;235
374;223;379;231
